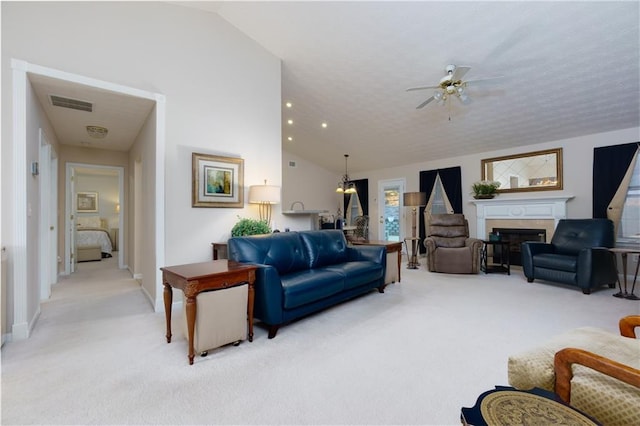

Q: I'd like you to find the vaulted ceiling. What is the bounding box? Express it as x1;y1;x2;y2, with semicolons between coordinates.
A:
30;1;640;176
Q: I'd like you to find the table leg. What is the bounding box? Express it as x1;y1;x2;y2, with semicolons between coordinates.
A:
247;281;255;342
185;295;196;365
396;248;402;282
626;256;640;300
163;282;173;343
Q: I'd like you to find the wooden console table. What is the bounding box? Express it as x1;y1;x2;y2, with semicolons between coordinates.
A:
161;260;257;365
351;240;403;284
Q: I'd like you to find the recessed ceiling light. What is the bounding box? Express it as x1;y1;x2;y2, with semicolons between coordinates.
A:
321;122;328;128
287;136;293;141
287;119;293;125
285;102;292;108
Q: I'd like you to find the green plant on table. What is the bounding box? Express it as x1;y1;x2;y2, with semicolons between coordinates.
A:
231;217;271;236
471;180;501;197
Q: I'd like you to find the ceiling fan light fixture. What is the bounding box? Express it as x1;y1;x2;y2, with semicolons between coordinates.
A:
336;154;356;193
86;125;108;139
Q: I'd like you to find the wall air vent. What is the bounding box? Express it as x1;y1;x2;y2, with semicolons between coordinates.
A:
49;95;93;112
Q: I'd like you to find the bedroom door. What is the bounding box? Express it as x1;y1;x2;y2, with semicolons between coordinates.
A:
69;166;78;274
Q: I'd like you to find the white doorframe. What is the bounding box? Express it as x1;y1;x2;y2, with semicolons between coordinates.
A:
38;129;57;300
377;178;406;242
10;58;166;340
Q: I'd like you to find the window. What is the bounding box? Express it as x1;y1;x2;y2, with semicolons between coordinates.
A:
618;157;640;247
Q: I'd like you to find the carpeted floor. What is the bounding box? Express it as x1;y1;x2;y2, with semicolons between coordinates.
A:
1;256;637;425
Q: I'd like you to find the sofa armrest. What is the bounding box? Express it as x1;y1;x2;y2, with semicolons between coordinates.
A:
521;242;554;278
252;265;285;326
347;245;385;265
554;347;640;403
620;315;640;338
576;247;617;288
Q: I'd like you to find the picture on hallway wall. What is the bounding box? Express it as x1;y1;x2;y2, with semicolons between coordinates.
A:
192;152;244;208
76;192;99;212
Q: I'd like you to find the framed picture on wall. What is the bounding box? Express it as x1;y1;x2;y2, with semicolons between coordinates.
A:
192;153;244;208
77;192;99;212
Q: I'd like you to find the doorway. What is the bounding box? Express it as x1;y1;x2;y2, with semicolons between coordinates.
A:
65;163;124;275
377;179;406;242
10;59;166;341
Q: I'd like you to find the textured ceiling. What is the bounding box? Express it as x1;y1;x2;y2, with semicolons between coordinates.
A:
29;74;156;152
30;2;640;176
207;1;640;174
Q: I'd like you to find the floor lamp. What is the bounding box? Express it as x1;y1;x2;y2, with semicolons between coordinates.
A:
403;192;427;269
248;180;281;228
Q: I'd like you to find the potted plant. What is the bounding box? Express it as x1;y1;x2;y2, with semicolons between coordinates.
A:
231;217;271;236
472;180;501;199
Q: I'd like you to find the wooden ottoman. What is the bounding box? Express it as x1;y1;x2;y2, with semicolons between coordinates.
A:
77;245;101;262
182;283;248;355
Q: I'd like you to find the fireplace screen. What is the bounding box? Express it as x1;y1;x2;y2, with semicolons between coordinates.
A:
492;228;546;266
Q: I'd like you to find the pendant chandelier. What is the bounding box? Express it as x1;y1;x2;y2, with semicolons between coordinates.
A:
336;154;356;194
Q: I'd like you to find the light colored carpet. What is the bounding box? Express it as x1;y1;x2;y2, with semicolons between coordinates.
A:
2;256;638;425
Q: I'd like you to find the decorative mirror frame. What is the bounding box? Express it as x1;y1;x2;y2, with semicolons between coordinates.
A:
481;148;563;193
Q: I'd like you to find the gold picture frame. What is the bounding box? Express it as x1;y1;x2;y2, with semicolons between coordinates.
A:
192;153;244;208
76;191;99;212
481;148;563;193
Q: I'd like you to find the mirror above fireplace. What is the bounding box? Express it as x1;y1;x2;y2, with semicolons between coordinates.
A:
481;148;563;193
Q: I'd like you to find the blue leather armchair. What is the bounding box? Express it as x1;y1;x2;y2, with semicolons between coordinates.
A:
521;219;618;294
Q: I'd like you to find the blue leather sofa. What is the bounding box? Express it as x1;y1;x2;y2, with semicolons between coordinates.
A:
228;230;386;338
521;219;618;294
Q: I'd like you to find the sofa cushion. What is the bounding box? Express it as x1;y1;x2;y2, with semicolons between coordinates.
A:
551;219;614;256
229;232;309;275
434;247;473;273
299;230;349;268
281;269;344;309
325;261;383;290
533;253;577;272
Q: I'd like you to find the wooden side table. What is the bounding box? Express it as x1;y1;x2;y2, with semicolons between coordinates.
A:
211;242;228;260
351;240;403;284
161;260;257;365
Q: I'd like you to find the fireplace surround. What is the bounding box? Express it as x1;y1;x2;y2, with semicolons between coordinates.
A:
491;228;546;266
472;196;574;245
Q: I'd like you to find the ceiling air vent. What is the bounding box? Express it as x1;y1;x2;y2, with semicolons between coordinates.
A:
49;95;93;112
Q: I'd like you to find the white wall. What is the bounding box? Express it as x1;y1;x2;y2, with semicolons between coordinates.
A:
352;127;640;241
280;150;339;231
2;2;282;333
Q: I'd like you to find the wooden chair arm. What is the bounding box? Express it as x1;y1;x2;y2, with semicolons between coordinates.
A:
619;315;640;338
554;347;640;403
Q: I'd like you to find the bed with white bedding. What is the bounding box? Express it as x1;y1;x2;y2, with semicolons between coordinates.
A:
76;217;113;261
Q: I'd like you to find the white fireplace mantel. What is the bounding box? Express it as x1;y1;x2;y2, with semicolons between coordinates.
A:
471;195;574;238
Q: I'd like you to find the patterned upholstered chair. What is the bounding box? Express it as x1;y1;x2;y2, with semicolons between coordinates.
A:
508;316;640;425
423;213;482;274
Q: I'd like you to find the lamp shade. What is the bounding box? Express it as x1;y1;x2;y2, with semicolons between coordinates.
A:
403;192;427;207
248;184;281;204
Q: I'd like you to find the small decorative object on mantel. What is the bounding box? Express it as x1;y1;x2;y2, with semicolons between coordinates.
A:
472;180;501;199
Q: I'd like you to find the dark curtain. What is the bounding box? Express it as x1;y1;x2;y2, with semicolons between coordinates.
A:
592;142;638;218
343;178;369;216
418;166;462;252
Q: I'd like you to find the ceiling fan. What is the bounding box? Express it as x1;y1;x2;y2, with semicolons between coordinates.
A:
406;64;497;109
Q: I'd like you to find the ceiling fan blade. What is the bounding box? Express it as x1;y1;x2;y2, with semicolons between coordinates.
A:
452;66;471;81
464;75;504;85
406;85;440;92
416;96;436;109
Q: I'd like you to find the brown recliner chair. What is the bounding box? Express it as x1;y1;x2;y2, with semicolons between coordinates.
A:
423;213;482;274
